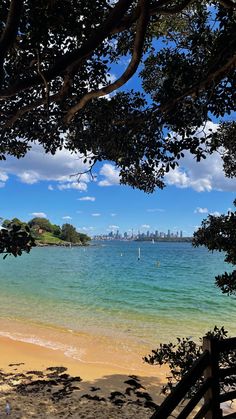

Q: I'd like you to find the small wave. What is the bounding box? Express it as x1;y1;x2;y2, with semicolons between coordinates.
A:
0;330;85;361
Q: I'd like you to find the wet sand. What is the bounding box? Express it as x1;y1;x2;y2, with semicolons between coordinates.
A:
0;316;168;417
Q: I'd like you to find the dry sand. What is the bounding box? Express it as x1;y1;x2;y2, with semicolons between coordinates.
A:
1;327;235;418
0;334;167;418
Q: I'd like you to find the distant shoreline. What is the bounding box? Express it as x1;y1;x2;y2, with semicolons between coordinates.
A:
36;242;89;247
135;237;192;243
93;238;193;243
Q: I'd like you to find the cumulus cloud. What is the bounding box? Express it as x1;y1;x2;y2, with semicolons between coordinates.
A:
194;207;209;214
48;185;54;191
110;213;117;217
141;224;150;229
30;212;47;218
58;181;87;191
98;163;120;187
108;224;119;230
91;213;101;217
165;122;236;192
0;143;90;190
62;216;72;220
78;196;96;201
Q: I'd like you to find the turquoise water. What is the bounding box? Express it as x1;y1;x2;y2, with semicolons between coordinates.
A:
0;241;236;345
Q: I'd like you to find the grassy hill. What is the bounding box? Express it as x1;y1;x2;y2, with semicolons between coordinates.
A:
36;232;70;246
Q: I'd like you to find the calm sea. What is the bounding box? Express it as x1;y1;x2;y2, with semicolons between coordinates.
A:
0;241;236;346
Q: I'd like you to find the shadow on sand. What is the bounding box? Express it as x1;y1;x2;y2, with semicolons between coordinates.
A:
0;364;165;418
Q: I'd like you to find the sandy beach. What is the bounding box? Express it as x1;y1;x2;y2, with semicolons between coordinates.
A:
0;322;167;418
1;329;236;418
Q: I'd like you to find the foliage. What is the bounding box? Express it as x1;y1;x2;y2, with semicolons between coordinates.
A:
60;223;90;244
0;1;235;192
193;200;236;295
0;217;90;256
144;326;236;397
0;222;36;258
28;217;55;232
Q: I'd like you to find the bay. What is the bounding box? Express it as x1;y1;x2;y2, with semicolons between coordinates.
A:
0;241;235;346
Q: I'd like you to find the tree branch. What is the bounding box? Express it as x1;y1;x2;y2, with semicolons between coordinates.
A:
0;0;23;56
110;0;194;34
0;0;134;98
64;0;150;123
160;52;236;114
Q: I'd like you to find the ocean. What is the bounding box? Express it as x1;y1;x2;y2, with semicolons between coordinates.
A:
0;241;235;350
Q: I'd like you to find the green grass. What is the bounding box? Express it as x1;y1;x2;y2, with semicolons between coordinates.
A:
36;232;67;245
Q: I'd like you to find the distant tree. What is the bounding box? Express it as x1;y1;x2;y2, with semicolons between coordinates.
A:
2;219;12;228
77;232;91;245
60;223;80;243
28;217;53;232
51;224;62;237
193;200;236;295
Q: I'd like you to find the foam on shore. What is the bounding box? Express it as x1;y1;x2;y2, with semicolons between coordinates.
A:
0;317;167;381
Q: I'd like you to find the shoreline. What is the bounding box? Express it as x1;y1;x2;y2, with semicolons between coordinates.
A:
0;322;167;418
0;318;166;381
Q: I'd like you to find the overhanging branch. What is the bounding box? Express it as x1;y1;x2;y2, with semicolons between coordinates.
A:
64;0;150;123
0;0;134;98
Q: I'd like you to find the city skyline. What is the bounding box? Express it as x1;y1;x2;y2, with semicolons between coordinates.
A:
94;227;185;240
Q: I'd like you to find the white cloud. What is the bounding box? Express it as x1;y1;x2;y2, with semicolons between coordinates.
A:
108;224;119;230
0;182;6;188
48;185;54;191
78;196;96;202
210;211;221;217
0;143;91;190
98;163;120;187
30;212;47;218
0;172;8;182
91;213;101;217
194;207;208;214
165;122;236;192
166;167;212;192
62;216;72;220
58;181;87;191
110;213;117;217
141;224;150;229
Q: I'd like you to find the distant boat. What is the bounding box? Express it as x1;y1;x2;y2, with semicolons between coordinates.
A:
138;247;141;260
152;239;155;244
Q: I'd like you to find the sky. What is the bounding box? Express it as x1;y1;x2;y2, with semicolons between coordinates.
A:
0;59;235;237
0;136;235;237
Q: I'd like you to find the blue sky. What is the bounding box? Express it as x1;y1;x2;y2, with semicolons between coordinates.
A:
0;138;235;237
0;60;235;236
